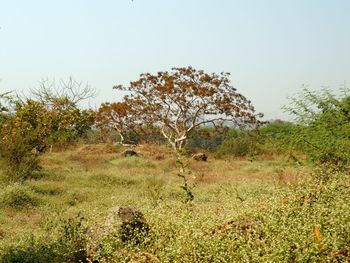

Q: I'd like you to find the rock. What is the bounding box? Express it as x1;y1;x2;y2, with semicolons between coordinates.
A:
118;206;145;223
192;153;208;162
123;150;138;157
118;206;149;243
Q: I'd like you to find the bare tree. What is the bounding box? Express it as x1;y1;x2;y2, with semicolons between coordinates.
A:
30;77;96;107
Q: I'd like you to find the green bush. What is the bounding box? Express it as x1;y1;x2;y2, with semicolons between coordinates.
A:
215;131;260;158
284;87;350;167
0;236;58;263
0;183;39;209
258;120;296;153
4;154;41;182
0;214;89;263
0;96;94;181
0;101;50;181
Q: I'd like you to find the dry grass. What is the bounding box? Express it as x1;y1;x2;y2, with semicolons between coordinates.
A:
0;143;306;256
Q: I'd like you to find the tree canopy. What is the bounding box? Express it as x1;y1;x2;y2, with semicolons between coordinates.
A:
95;101;141;144
99;66;263;152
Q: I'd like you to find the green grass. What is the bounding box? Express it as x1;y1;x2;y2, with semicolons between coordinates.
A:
0;144;349;262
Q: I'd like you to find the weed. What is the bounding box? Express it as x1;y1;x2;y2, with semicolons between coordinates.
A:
176;160;195;203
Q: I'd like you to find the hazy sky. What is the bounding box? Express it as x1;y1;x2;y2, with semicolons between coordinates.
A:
1;0;349;120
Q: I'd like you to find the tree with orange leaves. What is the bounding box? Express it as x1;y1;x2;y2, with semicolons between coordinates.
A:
95;101;142;145
100;66;263;152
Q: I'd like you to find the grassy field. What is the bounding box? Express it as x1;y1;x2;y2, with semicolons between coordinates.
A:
0;144;349;262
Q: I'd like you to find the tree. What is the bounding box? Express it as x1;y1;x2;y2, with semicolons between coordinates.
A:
0;100;52;180
111;66;263;152
28;78;95;149
31;77;96;105
0;78;95;181
95;101;140;145
284;86;350;166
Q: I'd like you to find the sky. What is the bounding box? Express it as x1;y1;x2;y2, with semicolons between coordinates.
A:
0;0;349;120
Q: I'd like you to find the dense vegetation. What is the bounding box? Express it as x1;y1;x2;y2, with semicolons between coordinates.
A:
0;72;349;262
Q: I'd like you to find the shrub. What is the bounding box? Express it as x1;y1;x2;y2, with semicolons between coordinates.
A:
284;86;350;167
0;236;61;263
215;131;260;158
0;100;50;181
258;120;296;153
0;95;94;181
186;127;226;151
0;213;89;263
4;154;42;182
0;183;39;209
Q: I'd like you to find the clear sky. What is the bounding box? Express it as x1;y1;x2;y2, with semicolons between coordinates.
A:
1;0;349;120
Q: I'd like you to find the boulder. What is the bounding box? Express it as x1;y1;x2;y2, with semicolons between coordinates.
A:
192;153;208;162
123;150;138;157
118;206;145;223
118;206;149;243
